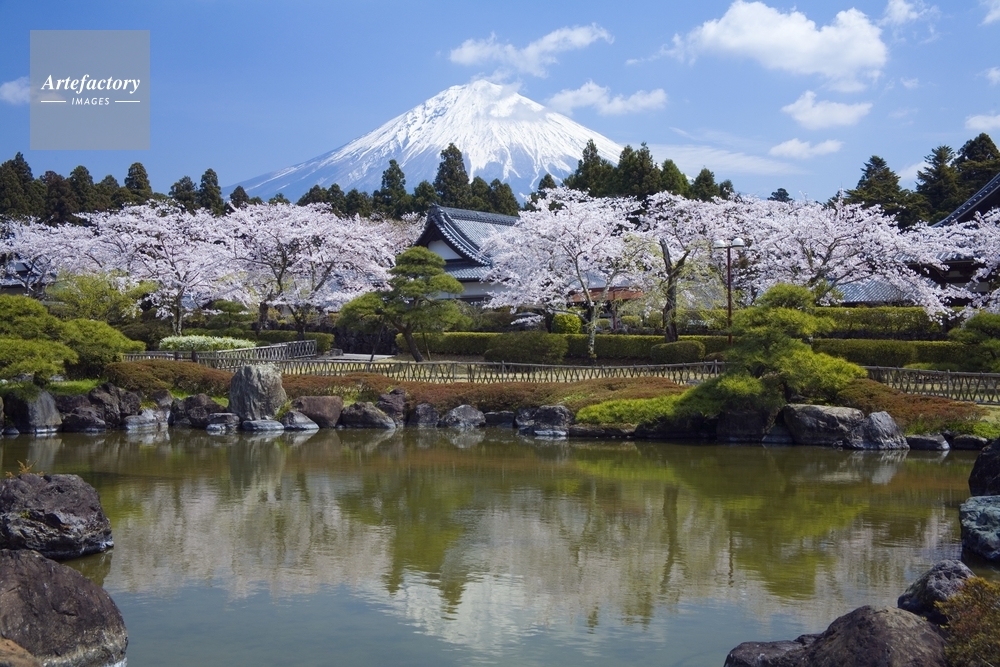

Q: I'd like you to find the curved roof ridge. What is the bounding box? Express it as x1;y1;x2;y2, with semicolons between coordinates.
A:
932;170;1000;227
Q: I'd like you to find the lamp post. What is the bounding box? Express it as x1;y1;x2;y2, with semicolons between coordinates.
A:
712;237;745;345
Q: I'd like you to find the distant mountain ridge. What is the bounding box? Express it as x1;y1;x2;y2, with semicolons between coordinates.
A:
229;80;623;202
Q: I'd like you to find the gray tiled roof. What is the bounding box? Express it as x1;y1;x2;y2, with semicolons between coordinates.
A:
836;278;918;304
932;171;1000;227
444;262;493;280
427;206;518;265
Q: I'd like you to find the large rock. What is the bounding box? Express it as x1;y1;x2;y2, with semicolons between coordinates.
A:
205;412;241;434
847;411;908;450
169;394;226;429
0;474;112;559
897;559;974;624
0;549;127;667
717;410;775;443
952;434;989;451
241;420;285;432
123;408;166;432
289;396;343;428
782;404;865;447
484;411;515;427
567;424;636;438
3;391;61;435
634;412;717;440
960;495;1000;560
906;434;950;451
793;606;945;667
724;635;818;667
60;406;107;434
519;405;573;437
339;402;396;429
439;405;486;429
279;411;319;431
375;388;407;425
406;403;439;427
229;364;287;421
87;383;141;429
968;444;1000;496
53;394;90;416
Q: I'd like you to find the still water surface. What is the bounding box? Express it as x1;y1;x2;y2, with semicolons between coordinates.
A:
0;429;985;666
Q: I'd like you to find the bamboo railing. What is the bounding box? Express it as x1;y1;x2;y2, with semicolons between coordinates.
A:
122;340;317;370
864;366;1000;405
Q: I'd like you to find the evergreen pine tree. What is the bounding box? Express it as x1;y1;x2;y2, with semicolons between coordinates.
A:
0;153;45;217
844;155;920;227
563;139;614;197
660;160;689;197
229;185;251;209
344;189;373;217
327;184;346;214
196;168;225;215
768;188;792;202
613;143;661;198
916;146;961;222
68;166;97;213
469;176;492;212
124;162;153;203
297;184;329;206
373;160;411;217
537;173;557;190
93;175;121;212
954;133;1000;201
689;168;720;201
719;179;735;200
488;179;520;215
169;176;198;212
411;180;438;214
41;171;79;224
269;193;290;204
433;144;472;208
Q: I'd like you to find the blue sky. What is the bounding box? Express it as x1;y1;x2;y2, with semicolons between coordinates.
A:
0;0;998;201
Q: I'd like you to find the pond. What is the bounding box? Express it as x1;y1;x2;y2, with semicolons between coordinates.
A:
1;429;986;667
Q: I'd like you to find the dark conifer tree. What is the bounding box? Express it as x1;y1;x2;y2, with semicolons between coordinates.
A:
0;153;45;217
916;146;961;222
660;160;688;197
844;155;920;227
196;168;225;216
768;188;792;202
373;160;410;217
563;139;614;197
469;176;492;212
327;184;346;214
68;166;97;212
229;185;251;209
169;176;198;212
41;171;79;224
124;162;153;203
433;144;472;208
344;189;373;217
269;193;290;204
297;184;329;206
613;143;661;198
488;179;520;215
954;133;1000;201
537;173;557;190
411;180;438;214
689;168;720;201
719;179;735;200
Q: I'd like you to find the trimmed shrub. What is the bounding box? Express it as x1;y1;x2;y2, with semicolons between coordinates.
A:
619;315;642;331
778;349;867;402
104;361;232;397
576;394;680;426
812;339;917;368
394;332;499;356
484;332;568;364
681;335;730;355
937;577;1000;667
63;319;145;378
564;335;668;360
910;341;980;368
159;335;257;352
552;313;582;334
836;378;985;433
819;306;946;340
650;340;705;364
254;330;335;355
0;338;77;382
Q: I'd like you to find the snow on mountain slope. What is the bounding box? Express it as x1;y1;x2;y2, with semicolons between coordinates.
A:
230;80;623;201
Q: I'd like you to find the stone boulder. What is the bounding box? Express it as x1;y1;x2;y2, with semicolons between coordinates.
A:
123;408;166;432
406;403;439;427
0;474;112;559
340;402;396;429
724;635;818;667
847;411;908;450
0;549;127;667
375;388;407;425
289;396;343;428
149;389;174;410
87;383;141;429
567;424;636;438
205;412;241;434
968;444;1000;496
439;405;486;429
484;411;515;427
229;364;287;421
782;404;865;447
241;420;284;432
762;422;796;445
170;394;226;429
514;407;537;430
717;410;775;443
523;405;573;437
3;391;61;435
633;413;717;440
897;559;974;624
952;434;989;451
279;411;319;431
906;434;950;451
60;406;106;434
960;495;1000;561
53;394;90;415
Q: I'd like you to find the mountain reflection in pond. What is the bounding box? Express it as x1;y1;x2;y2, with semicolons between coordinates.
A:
1;429;978;667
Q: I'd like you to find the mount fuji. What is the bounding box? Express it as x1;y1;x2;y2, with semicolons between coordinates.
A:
230;80;623;202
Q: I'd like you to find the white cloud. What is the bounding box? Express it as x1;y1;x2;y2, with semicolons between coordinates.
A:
966;114;1000;131
547;81;666;116
782;91;873;129
671;1;887;91
647;143;800;176
0;77;29;105
984;0;1000;24
901;77;919;88
881;0;932;26
899;160;927;186
986;67;1000;85
450;25;612;77
769;138;843;159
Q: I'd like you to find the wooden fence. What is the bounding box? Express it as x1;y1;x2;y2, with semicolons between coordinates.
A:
122;340;317;370
277;359;726;385
864;366;1000;405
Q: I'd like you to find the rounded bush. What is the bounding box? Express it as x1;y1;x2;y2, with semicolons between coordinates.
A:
551;313;582;335
484;332;568;364
63;319;144;378
650;340;706;364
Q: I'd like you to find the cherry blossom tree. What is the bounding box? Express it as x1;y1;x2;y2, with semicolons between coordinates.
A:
932;207;1000;312
483;188;643;360
0;219;98;296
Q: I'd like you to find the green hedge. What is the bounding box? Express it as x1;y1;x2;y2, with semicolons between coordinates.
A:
650;340;706;364
813;339;973;368
394;332;499;356
484;332;568;364
681;335;731;355
817;307;947;340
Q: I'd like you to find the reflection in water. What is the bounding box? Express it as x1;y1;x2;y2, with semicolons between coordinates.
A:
1;431;980;666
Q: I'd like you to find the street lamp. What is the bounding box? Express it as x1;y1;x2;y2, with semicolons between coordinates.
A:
712;237;745;345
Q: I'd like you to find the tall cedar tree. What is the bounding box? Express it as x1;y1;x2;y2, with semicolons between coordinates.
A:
124;162;153;203
563;139;614;197
469;176;492;212
0;153;45;217
844;155;921;228
411;180;438;213
297;185;329;206
169;176;199;213
660;160;689;197
434;144;472;208
488;179;520;215
229;185;251;209
196;169;225;216
327;184;346;214
916;146;961;222
373;159;411;217
41;171;79;224
769;188;792;202
68;166;97;212
954;133;1000;202
614;143;661;198
344;189;373;217
690;168;721;201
